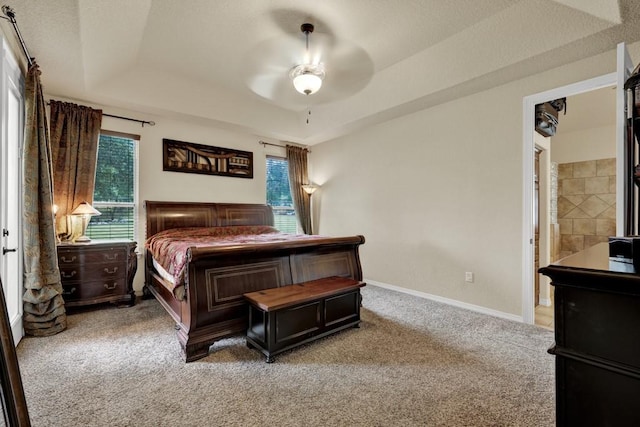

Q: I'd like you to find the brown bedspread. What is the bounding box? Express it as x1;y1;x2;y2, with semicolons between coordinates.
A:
145;226;328;292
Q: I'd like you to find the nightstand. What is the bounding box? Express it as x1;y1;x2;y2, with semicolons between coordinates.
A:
57;240;137;308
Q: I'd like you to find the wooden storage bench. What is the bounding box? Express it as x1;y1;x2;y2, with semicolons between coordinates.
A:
244;276;366;362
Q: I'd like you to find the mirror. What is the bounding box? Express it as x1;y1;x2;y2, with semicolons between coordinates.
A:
0;276;30;426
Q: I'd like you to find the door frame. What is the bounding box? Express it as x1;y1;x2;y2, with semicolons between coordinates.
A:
1;34;25;343
521;72;617;324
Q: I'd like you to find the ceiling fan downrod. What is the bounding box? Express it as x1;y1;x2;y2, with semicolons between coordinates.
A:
301;23;314;50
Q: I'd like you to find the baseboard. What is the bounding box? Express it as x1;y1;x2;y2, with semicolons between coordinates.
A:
364;279;523;323
538;297;551;307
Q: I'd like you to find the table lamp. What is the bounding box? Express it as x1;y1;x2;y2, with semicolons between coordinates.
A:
71;202;101;242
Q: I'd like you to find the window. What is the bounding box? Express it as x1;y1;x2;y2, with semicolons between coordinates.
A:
266;156;297;233
86;131;138;240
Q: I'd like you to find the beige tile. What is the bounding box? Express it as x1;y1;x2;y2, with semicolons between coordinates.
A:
561;234;584;252
535;313;554;330
564;206;592;219
609;175;617;193
558;218;573;235
560;250;573;258
596;158;616;177
558;163;573;180
585;235;609;248
596;218;616;236
597;194;616;206
573;160;597;178
573;218;596;235
558;197;577;218
584;176;610;194
562;178;585;195
564;195;588;206
598;205;617;219
558;179;565;196
579;195;609;218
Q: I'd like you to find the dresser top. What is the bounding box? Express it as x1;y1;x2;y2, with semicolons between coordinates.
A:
540;242;640;294
57;239;136;248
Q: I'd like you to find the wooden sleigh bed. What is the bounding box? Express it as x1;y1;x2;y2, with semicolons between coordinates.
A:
143;201;365;362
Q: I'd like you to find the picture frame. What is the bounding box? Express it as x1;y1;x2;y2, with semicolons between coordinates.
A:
162;139;253;179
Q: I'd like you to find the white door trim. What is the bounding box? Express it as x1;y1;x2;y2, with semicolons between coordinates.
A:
1;35;25;344
521;72;617;324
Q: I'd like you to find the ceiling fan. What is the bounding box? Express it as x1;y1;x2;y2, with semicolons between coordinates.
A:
242;21;374;110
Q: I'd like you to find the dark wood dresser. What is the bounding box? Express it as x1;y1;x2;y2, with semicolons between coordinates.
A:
539;242;640;426
57;240;137;308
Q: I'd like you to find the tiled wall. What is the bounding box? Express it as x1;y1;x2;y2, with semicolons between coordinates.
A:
558;158;616;258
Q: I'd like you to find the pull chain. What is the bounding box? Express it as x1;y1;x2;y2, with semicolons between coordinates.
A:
306;108;311;124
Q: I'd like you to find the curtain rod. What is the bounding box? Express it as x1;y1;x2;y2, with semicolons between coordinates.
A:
258;140;310;152
1;5;34;67
101;112;155;127
47;101;155;127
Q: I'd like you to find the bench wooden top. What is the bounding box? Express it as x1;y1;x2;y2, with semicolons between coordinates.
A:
244;276;365;312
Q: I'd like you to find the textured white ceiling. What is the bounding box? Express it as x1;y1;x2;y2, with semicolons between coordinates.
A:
3;0;639;144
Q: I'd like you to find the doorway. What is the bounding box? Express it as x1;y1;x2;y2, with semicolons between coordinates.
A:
522;72;619;324
523;43;633;325
532;87;617;329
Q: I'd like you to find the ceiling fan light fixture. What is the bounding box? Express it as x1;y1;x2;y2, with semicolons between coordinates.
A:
291;64;325;95
290;23;325;96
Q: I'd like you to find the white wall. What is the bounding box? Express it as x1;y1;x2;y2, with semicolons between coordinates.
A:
310;42;640;317
551;125;616;163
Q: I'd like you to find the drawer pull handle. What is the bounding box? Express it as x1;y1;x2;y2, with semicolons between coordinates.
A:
104;253;119;261
104;267;118;274
62;287;76;296
61;255;77;263
61;271;77;279
104;282;118;290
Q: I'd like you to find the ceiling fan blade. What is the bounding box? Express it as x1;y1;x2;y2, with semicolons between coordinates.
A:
241;28;374;109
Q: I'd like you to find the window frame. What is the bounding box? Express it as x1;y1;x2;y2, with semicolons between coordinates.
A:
88;130;139;241
266;155;297;233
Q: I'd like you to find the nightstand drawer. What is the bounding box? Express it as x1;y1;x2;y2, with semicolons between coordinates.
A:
62;279;127;303
59;262;126;281
58;248;127;265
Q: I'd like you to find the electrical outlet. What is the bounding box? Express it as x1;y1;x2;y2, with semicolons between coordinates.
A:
465;272;474;283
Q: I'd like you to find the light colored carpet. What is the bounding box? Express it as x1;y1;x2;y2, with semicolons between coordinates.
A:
16;285;555;426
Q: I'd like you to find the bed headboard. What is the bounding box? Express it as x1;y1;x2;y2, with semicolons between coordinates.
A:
144;201;274;237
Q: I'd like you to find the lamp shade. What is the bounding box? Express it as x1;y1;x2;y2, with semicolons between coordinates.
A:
293;72;323;95
71;202;101;217
302;184;318;195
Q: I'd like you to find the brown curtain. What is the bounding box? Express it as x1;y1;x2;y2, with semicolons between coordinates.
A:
22;64;67;336
49;100;102;241
286;145;312;234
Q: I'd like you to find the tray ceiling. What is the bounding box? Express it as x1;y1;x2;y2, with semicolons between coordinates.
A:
4;0;640;144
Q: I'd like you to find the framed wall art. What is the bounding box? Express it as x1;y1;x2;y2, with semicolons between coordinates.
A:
163;139;253;179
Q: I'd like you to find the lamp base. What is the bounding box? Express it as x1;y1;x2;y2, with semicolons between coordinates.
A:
74;235;91;243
